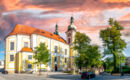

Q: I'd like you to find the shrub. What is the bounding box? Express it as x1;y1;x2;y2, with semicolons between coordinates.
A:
111;68;120;73
122;66;130;73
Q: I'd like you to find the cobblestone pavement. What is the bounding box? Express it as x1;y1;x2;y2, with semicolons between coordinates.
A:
0;72;80;80
0;72;130;80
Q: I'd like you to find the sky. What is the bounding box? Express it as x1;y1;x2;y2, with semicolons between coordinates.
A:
0;0;130;60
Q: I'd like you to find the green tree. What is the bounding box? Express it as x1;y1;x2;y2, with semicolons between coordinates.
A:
33;43;50;75
74;32;102;70
73;32;91;54
83;45;102;68
103;57;114;73
100;18;126;71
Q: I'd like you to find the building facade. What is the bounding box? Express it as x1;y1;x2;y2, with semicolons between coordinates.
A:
5;17;77;73
125;57;130;66
0;59;4;69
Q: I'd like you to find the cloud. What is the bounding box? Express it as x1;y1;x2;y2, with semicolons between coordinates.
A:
1;0;129;13
0;0;130;47
119;13;130;21
0;0;130;60
103;0;130;3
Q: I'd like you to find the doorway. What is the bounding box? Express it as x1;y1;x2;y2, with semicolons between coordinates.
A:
55;64;58;71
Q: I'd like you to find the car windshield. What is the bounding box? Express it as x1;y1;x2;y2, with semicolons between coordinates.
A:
88;72;93;74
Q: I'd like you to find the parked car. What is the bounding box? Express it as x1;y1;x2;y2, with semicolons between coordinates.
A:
2;70;8;74
81;72;96;79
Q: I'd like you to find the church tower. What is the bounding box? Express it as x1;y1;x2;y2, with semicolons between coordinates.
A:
54;24;59;35
66;16;77;45
66;16;77;71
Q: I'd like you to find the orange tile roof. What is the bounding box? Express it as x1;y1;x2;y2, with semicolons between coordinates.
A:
9;24;36;35
20;47;33;52
8;24;68;44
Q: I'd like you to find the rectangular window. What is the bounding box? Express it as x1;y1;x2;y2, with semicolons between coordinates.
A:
60;48;62;53
27;64;32;69
10;42;14;50
55;57;57;62
24;42;28;47
65;49;67;55
10;55;14;61
55;46;58;53
28;55;32;60
65;58;67;63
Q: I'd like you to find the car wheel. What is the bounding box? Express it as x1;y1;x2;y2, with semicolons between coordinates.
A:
81;75;85;79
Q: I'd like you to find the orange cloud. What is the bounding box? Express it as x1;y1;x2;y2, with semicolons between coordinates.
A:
119;14;130;20
1;0;130;13
3;0;22;10
103;0;130;3
0;0;130;42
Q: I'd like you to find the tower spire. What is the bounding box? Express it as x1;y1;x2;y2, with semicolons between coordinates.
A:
54;23;59;35
70;16;74;24
68;16;77;31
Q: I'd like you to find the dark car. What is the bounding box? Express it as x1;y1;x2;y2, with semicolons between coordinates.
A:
81;72;96;79
2;70;8;74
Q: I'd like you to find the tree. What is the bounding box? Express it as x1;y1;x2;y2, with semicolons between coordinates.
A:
74;32;102;70
33;43;50;75
103;57;114;73
100;18;126;71
83;45;102;68
73;32;91;54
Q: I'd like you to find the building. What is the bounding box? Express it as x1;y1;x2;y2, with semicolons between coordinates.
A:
0;59;4;69
125;57;130;66
65;17;77;71
5;17;77;73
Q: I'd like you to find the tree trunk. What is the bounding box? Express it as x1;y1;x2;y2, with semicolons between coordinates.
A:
113;54;117;70
39;63;42;75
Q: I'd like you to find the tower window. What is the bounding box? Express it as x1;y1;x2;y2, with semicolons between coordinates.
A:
68;38;71;44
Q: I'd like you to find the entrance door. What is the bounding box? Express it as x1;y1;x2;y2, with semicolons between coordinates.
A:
55;64;58;71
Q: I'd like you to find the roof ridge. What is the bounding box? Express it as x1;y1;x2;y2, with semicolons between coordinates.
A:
7;24;68;44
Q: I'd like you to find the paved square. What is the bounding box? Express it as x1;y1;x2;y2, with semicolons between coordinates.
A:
0;72;130;80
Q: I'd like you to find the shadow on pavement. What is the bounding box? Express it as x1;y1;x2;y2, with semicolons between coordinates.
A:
48;74;81;80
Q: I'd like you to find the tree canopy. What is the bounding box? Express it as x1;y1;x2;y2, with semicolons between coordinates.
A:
74;32;102;69
100;18;126;71
73;32;91;54
33;43;50;74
